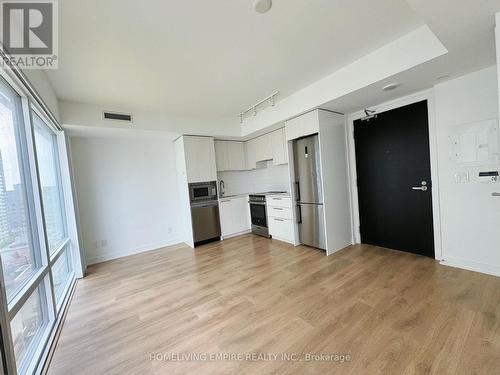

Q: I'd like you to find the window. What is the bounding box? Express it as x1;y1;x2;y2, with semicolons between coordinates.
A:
10;285;48;371
51;247;71;304
0;74;78;375
33;115;67;254
0;79;40;301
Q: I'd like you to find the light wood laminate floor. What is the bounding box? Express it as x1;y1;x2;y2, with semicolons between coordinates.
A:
48;234;500;375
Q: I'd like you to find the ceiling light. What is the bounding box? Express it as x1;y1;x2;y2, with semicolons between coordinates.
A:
253;0;272;14
382;83;401;92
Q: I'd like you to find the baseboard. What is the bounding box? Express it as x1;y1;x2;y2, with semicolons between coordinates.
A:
440;256;500;278
221;230;252;240
86;239;183;265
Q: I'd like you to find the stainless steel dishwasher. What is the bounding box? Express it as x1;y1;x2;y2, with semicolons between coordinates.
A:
190;200;221;245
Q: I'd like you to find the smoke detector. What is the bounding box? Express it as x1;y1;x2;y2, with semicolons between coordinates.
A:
254;0;272;13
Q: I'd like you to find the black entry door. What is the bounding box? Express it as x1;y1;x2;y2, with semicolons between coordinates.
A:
354;100;435;258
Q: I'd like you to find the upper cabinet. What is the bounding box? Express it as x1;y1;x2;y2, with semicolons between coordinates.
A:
215;141;246;171
217;128;288;171
254;133;273;163
245;138;258;170
271;128;288;165
183;136;217;182
285;110;320;141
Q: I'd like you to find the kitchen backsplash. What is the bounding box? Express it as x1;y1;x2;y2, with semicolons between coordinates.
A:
218;161;290;196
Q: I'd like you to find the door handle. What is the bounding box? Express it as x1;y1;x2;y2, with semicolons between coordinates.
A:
295;182;301;201
297;205;302;224
412;181;428;191
492;192;500;197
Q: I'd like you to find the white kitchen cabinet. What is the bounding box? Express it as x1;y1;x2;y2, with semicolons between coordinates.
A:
227;142;246;170
183;136;217;183
267;195;295;244
215;141;246;171
255;133;273;162
285;110;320;141
267;195;292;207
268;217;295;243
219;196;251;238
271;128;288;165
245;138;258;169
245;128;288;169
215;141;229;171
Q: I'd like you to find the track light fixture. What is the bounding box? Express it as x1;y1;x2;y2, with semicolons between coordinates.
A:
238;91;279;124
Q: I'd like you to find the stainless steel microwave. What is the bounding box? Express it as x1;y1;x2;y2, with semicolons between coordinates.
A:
188;181;217;203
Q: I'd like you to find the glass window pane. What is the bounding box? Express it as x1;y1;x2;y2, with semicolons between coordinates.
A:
0;79;39;301
10;284;48;371
52;248;71;303
33;115;67;253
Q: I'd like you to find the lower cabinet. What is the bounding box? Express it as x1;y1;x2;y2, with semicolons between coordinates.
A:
219;196;251;238
268;217;294;243
267;195;295;244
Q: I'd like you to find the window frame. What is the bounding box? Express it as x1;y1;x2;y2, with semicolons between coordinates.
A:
0;74;56;374
0;79;46;305
0;67;80;375
31;110;69;256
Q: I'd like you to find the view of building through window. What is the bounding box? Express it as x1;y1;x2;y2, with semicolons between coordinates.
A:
33;115;66;253
0;87;37;301
0;75;75;373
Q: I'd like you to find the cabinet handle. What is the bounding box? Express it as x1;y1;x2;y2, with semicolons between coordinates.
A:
273;208;283;210
274;218;284;222
492;193;500;197
272;198;282;200
220;200;231;203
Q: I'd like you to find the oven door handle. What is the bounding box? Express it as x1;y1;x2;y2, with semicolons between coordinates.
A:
191;201;219;208
248;201;266;205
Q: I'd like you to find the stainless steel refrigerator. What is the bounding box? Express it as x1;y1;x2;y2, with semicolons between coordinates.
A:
293;134;326;250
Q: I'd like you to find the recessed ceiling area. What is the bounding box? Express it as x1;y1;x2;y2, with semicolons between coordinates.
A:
48;0;423;120
321;0;500;115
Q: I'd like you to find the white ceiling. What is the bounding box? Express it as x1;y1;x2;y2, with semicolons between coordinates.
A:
47;0;424;120
322;0;500;114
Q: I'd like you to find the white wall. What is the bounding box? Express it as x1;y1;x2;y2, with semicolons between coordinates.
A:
70;133;181;264
496;13;500;113
60;100;239;138
217;162;290;196
434;66;500;276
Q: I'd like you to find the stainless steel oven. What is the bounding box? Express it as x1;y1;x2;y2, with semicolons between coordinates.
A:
249;194;269;238
189;181;217;203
